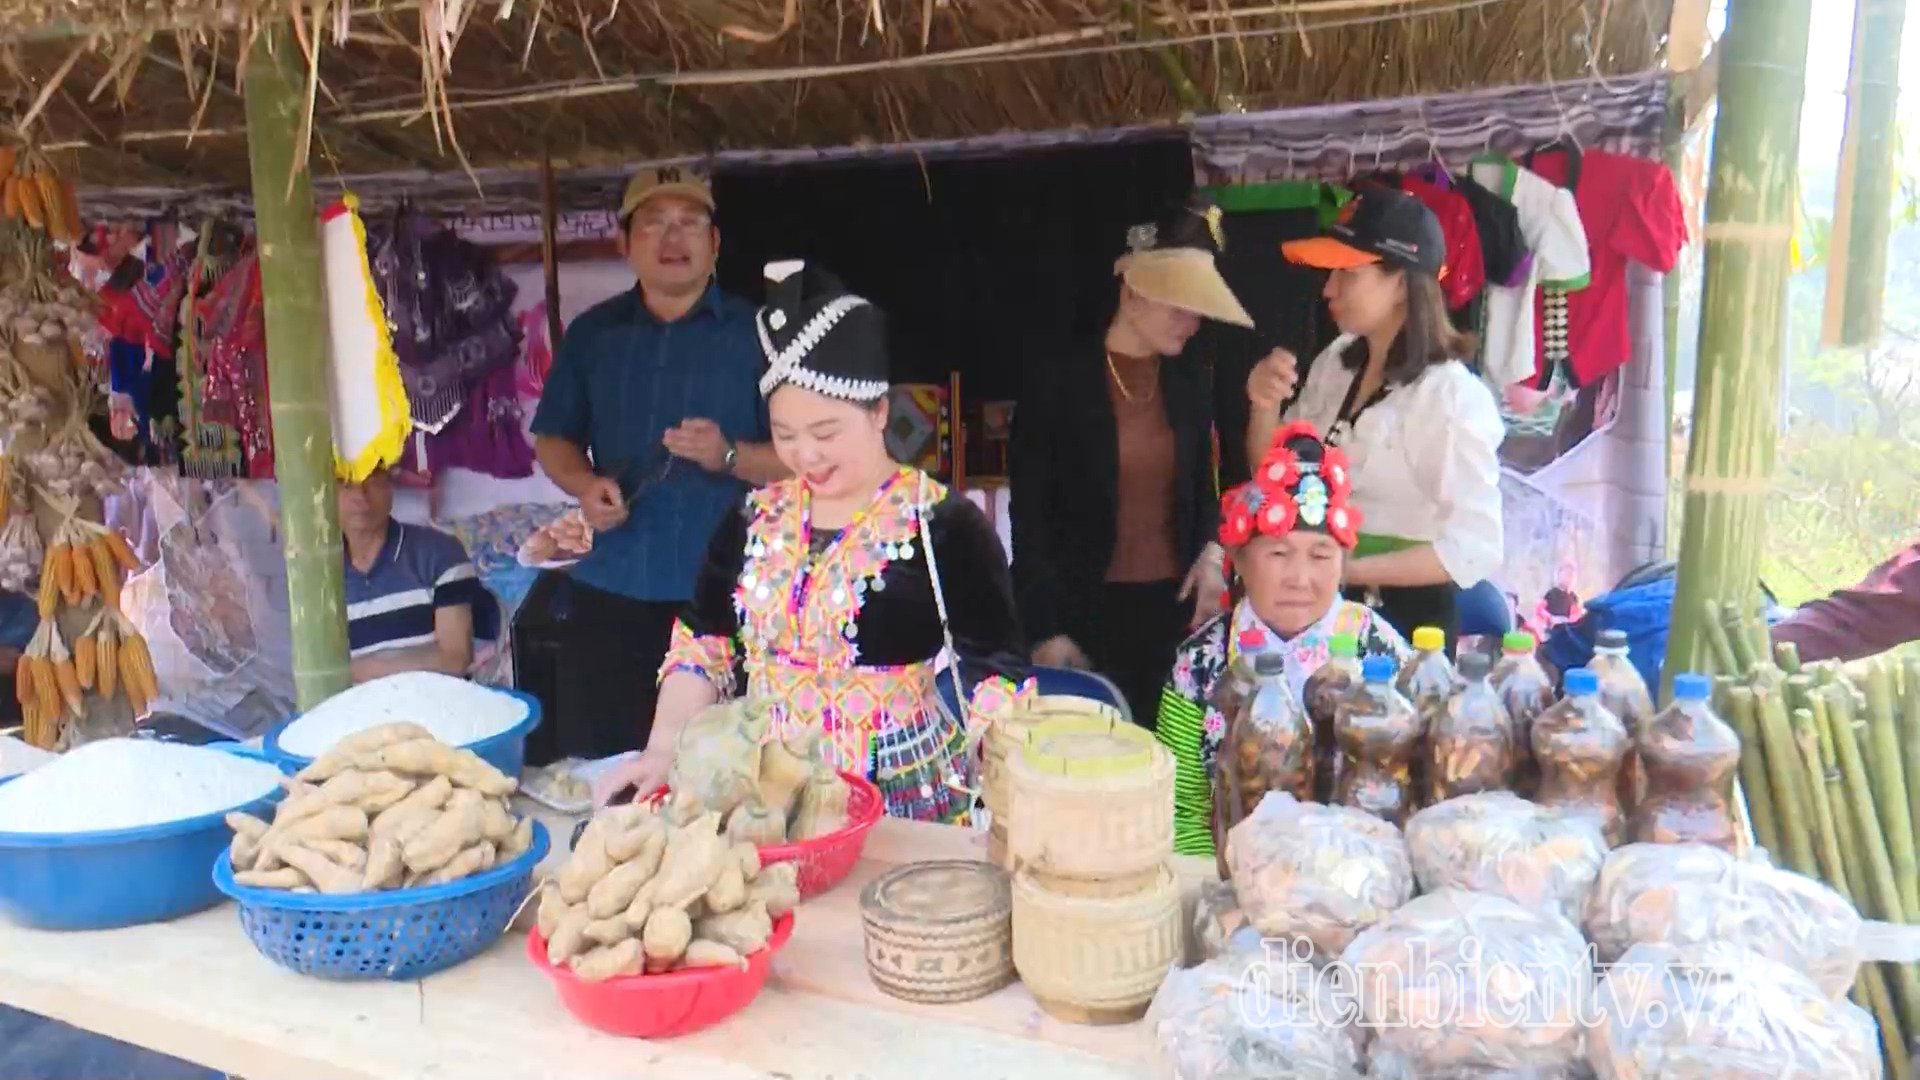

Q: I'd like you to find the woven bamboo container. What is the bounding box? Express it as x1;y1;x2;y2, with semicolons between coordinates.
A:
1007;716;1174;883
982;695;1123;872
861;860;1014;1004
1010;863;1183;1024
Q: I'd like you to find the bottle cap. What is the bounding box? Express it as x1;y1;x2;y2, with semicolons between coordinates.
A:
1596;629;1629;651
1412;626;1446;652
1673;673;1712;701
1254;652;1287;677
1362;655;1396;683
1501;630;1536;653
1456;651;1492;680
1328;632;1359;658
1564;668;1599;696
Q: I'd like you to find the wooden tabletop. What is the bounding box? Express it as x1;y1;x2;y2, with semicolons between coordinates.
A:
0;813;1216;1080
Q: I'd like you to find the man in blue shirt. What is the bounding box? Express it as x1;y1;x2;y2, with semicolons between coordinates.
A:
530;167;783;755
339;468;489;683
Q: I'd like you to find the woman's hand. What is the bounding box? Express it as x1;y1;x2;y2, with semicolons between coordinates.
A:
1032;635;1091;670
591;746;673;807
1246;347;1300;414
1180;543;1228;626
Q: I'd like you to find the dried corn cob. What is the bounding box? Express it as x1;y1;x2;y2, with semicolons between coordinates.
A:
74;631;95;690
18;168;45;229
14;652;34;707
120;625;158;703
104;529;140;573
59;181;81;246
0;454;11;522
38;173;65;241
71;540;98;601
31;655;58;724
2;175;20;220
35;553;60;618
95;620;118;700
0;146;18;178
89;538;118;610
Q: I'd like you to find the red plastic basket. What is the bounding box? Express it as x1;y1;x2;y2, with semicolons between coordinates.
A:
645;771;884;899
528;913;795;1038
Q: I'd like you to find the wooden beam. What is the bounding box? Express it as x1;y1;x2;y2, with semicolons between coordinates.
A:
243;22;352;711
540;147;565;349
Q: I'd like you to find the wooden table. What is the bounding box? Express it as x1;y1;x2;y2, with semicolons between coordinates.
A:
0;815;1215;1080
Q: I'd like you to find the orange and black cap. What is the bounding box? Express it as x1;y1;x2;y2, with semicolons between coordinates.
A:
1281;183;1446;276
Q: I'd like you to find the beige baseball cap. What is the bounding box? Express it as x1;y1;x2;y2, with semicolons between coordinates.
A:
618;165;715;221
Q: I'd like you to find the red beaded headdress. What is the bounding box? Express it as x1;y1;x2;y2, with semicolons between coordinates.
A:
1218;420;1361;551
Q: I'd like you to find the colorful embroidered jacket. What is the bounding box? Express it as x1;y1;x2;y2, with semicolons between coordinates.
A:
661;469;1024;824
1156;599;1409;857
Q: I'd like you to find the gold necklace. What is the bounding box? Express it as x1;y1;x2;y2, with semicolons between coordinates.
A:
1106;352;1158;404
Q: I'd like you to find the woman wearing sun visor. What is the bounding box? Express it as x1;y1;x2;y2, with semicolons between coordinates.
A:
1243;183;1504;645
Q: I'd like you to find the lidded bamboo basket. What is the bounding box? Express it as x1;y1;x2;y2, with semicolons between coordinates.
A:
1007;716;1174;883
1010;863;1183;1024
981;695;1124;870
860;860;1014;1004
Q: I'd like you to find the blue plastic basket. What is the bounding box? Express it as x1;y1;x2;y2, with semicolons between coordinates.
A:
212;820;549;981
261;687;543;780
0;745;284;931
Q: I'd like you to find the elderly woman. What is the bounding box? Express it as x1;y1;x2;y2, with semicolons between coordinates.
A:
592;261;1025;823
1155;421;1409;857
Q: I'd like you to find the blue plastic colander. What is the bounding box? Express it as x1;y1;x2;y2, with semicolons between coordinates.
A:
0;744;285;931
260;688;543;781
212;820;549;981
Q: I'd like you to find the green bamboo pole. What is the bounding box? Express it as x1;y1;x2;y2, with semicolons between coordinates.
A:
1792;705;1852;904
1774;640;1802;676
244;28;351;711
1904;656;1920;862
1727;686;1782;857
1701;600;1741;675
1830;0;1909;346
1862;658;1920;916
1663;0;1815;696
1824;685;1920;1037
1756;685;1819;877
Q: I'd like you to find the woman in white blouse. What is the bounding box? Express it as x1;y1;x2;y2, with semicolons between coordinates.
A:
1243;183;1504;644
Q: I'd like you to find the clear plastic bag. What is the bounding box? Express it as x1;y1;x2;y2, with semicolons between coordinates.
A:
1191;880;1253;964
1405;791;1610;923
1148;950;1365;1080
1588;941;1883;1080
1581;843;1863;999
1226;792;1414;957
1340;888;1591;1079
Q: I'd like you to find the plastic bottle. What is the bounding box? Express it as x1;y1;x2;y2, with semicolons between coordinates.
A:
1336;655;1421;825
1630;673;1741;849
1428;651;1516;803
1396;626;1453;806
1490;631;1554;796
1302;632;1362;803
1590;628;1655;812
1221;652;1315;817
1532;668;1631;844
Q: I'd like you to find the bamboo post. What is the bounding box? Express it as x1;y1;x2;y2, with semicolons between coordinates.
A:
1662;0;1814;694
540;147;565;352
1823;0;1908;348
244;27;352;711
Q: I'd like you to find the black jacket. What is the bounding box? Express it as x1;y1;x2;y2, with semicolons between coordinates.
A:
1009;339;1221;645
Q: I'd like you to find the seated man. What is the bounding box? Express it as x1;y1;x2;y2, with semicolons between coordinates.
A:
340;467;486;684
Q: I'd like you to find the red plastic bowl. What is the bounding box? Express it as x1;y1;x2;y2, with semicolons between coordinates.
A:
528;913;795;1038
645;771;885;898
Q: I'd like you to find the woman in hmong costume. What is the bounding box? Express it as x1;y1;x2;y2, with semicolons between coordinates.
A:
1154;421;1409;857
592;261;1025;823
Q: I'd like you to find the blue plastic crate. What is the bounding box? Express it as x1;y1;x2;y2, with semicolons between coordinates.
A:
261;688;543;781
212;821;549;981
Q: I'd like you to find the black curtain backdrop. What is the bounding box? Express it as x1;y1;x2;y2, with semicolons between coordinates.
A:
710;137;1195;404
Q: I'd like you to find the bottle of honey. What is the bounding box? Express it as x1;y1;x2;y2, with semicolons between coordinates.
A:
1337;655;1421;825
1532;668;1631;844
1631;673;1741;849
1302;632;1362;803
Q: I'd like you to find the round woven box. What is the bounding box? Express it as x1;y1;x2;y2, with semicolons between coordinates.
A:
1011;862;1182;1025
1008;717;1174;883
860;859;1014;1005
981;696;1123;870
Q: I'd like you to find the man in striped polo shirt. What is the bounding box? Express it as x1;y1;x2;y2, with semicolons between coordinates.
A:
339;467;486;683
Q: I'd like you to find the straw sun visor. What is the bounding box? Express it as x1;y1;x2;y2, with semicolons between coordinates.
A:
1118;247;1254;328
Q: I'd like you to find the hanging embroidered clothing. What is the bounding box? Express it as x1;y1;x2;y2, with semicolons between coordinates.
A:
370;207;523;440
661;471;1026;824
1524;146;1688;388
1451;171;1531;289
397;361;535;479
1399;171;1486;311
1469;156;1591;392
195;248;274;479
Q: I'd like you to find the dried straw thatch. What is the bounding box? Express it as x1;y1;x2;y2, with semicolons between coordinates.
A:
0;0;1670;195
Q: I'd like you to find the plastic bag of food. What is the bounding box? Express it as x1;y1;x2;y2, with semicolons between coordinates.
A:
1405;792;1610;923
1226;792;1413;957
667;699;768;823
1340;888;1591;1080
1191;880;1254;963
1582;843;1863;999
1148;950;1365;1080
1588;941;1882;1080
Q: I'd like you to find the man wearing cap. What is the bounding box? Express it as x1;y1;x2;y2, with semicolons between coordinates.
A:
530;166;784;754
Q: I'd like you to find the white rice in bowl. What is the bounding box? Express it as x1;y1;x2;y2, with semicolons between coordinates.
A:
276;672;530;758
0;739;285;835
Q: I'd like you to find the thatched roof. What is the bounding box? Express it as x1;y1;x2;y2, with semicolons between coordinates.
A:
0;0;1671;205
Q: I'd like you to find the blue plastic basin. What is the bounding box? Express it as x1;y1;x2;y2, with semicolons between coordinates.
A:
261;687;542;780
0;746;284;931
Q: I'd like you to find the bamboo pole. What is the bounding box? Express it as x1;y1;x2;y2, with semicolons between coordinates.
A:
1824;0;1908;347
244;26;352;711
1662;0;1814;695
